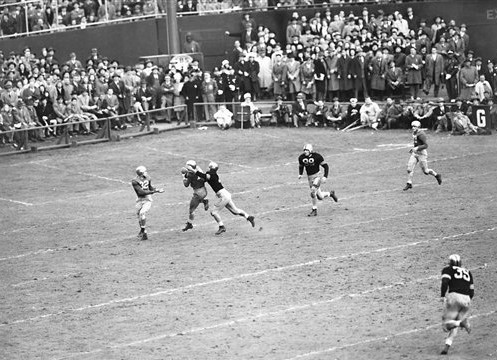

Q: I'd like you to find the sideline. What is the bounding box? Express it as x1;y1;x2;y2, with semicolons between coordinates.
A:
2;227;494;327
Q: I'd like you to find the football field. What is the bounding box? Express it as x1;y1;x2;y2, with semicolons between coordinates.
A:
1;127;496;360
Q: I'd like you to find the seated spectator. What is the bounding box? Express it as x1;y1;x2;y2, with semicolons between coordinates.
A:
311;100;327;127
451;109;490;135
240;92;260;128
431;98;451;132
325;97;344;129
213;105;233;130
474;74;493;103
292;92;309;128
270;95;290;127
360;96;381;130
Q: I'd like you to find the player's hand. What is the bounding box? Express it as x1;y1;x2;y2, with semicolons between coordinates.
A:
298;175;302;180
156;189;164;193
321;176;327;184
181;167;188;175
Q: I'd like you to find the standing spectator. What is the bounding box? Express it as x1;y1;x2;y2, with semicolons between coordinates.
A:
423;47;444;97
459;24;470;51
405;7;419;32
181;72;201;123
448;33;465;63
459;58;478;100
369;49;387;100
300;55;315;101
146;66;164;113
233;54;250;100
482;59;497;99
201;72;217;122
272;52;286;100
325;49;339;101
444;50;459;100
474;75;493;103
286;17;302;45
182;32;201;53
220;60;237;105
134;81;153;126
314;51;327;102
256;49;272;99
385;60;404;99
246;53;260;100
285;53;301;102
66;53;83;72
405;47;423;99
337;48;353;101
241;23;258;49
160;74;174;122
349;48;365;101
439;254;473;355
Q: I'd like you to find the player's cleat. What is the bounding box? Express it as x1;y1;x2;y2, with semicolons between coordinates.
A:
440;344;450;355
215;226;226;235
460;318;471;334
137;232;143;240
330;190;338;202
435;173;442;185
308;209;317;217
403;183;413;191
141;232;148;240
203;199;209;211
247;215;255;227
182;222;193;232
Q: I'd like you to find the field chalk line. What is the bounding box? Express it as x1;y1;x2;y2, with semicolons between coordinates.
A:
2;227;494;328
54;264;492;359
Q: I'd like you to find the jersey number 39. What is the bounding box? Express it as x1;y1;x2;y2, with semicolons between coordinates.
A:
453;267;470;282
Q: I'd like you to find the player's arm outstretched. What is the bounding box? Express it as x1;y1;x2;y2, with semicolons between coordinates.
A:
149;180;164;193
132;180;157;196
181;167;192;187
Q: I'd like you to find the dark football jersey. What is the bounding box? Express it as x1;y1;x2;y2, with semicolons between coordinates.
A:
413;130;428;150
132;175;154;198
298;152;325;176
205;170;224;193
441;265;474;296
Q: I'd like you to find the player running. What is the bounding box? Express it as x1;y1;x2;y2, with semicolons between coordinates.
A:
298;144;338;217
403;120;442;191
195;161;255;235
181;160;209;231
440;254;474;355
131;166;164;240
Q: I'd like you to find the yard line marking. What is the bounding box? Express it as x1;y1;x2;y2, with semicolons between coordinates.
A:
34;189;127;205
284;310;497;360
31;162;129;184
52;265;491;358
0;197;33;206
2;224;493;327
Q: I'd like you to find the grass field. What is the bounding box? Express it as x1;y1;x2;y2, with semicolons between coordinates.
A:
1;127;496;360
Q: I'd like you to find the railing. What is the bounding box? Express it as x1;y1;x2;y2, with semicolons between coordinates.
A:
0;104;186;156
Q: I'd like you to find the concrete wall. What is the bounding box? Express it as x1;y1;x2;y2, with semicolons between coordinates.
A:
1;0;496;68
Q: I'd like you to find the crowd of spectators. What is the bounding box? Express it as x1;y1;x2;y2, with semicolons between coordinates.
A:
1;3;497;150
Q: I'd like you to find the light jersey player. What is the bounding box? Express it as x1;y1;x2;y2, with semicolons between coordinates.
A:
196;161;255;235
298;144;338;217
403;120;442;191
131;166;164;240
181;160;209;232
440;254;474;355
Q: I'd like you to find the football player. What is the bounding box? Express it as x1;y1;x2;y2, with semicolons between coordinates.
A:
403;120;442;191
440;254;474;355
195;161;255;235
131;166;163;240
298;144;338;217
181;160;209;232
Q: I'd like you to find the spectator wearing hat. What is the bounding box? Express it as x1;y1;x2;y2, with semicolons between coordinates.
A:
459;58;478;100
423;47;444;97
482;59;497;98
474;57;483;76
201;71;218;122
310;99;327;127
300;55;315;101
270;95;290;127
180;72;201;123
182;32;201;53
109;72;128;119
466;50;475;66
146;66;164;114
405;7;419;32
240;92;260;128
292;92;308;128
246;52;260;100
369;49;387;100
405;47;424;99
66;52;83;72
286;18;302;45
233;53;251;101
431;97;451;132
324;49;339;101
314;51;327;102
325;97;344;129
459;24;470;51
434;36;450;59
336;48;353;101
285;53;301;102
1;81;19;108
220;60;238;104
239;23;258;50
159;74;175;122
256;49;272;100
385;60;404;98
348;48;367;101
272;52;286;100
448;33;465;63
134;80;153;126
444;50;460;100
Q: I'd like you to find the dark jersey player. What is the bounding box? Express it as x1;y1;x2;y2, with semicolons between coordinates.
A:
298;144;338;217
440;254;474;355
181;159;209;232
196;161;255;235
131;166;163;240
403;120;442;191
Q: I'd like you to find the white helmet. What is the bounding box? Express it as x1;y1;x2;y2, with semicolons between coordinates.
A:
303;144;313;152
136;166;147;176
449;254;462;267
208;161;219;170
186;160;196;171
411;120;421;128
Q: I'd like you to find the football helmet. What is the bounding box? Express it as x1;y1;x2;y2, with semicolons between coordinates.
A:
136;166;147;176
186;160;197;172
411;120;421;128
303;144;313;153
449;254;462;267
208;161;219;170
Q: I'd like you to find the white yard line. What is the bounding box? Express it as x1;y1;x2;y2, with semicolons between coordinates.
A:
0;197;33;206
31;162;130;184
53;264;491;359
2;227;493;327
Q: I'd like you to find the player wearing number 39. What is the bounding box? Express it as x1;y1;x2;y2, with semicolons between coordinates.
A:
403;120;442;191
440;254;474;355
131;166;164;240
298;144;338;217
196;161;255;235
